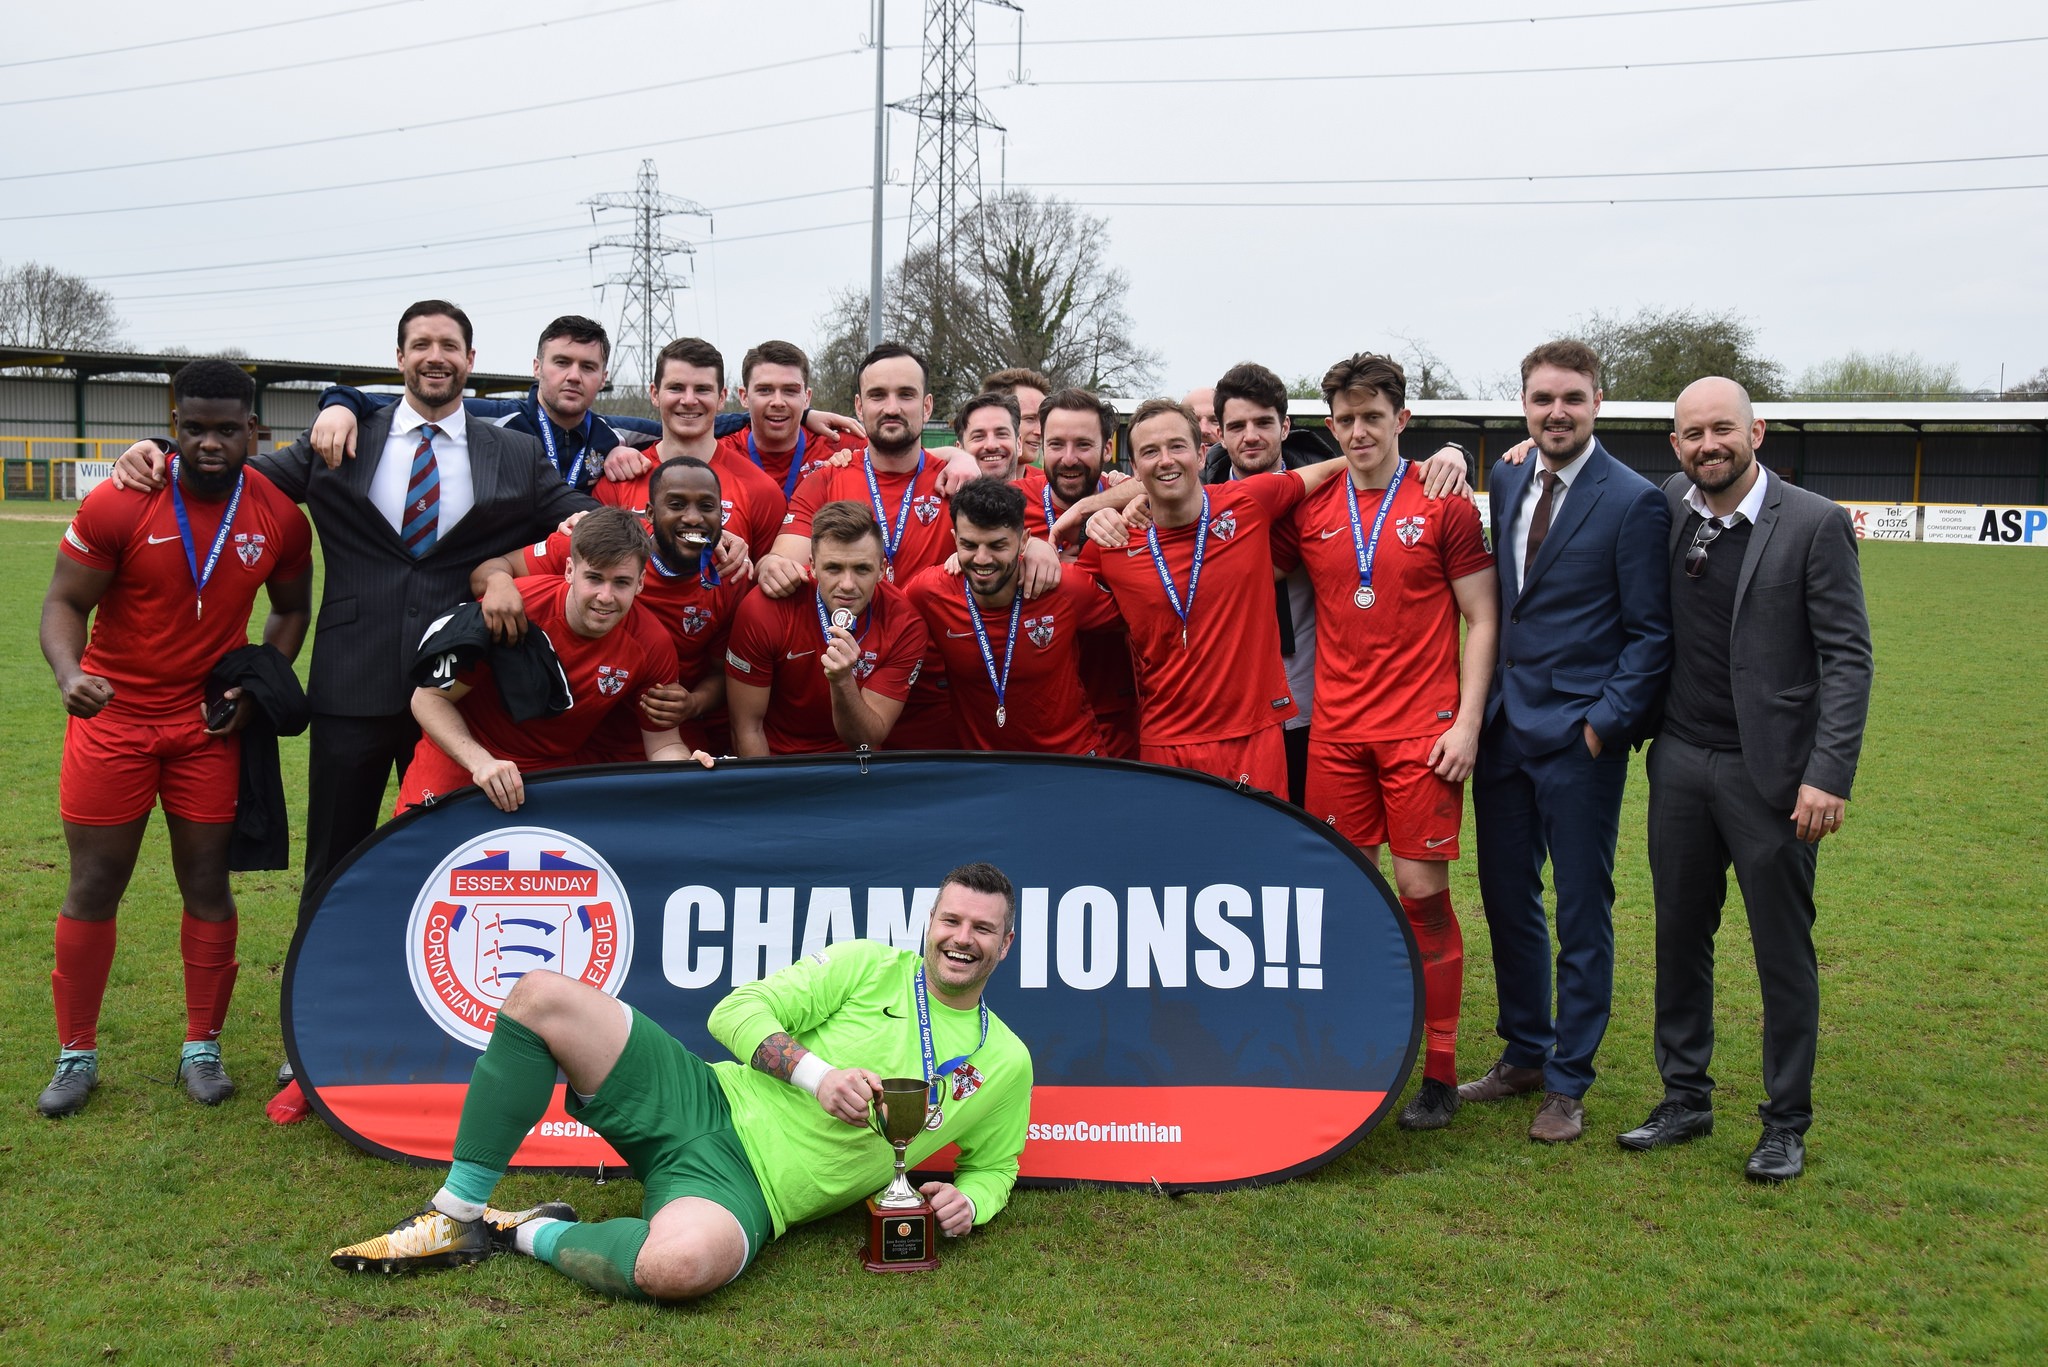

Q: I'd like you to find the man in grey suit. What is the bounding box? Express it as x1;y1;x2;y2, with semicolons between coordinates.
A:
1615;376;1872;1183
114;301;595;908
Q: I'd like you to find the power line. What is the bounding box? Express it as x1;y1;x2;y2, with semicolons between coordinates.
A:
0;108;867;223
1017;150;2048;190
1011;0;1820;47
1026;33;2048;86
0;0;682;108
1067;181;2048;210
0;48;862;183
0;0;423;68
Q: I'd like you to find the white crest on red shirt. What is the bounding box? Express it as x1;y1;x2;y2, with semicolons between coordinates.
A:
234;532;267;567
596;664;630;696
1025;614;1055;648
680;605;712;637
1210;509;1238;541
913;494;943;524
856;650;879;680
1395;515;1426;548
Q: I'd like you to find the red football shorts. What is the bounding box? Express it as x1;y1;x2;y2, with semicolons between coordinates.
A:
1306;734;1465;860
887;698;960;751
1142;725;1287;795
1093;706;1140;760
61;711;239;826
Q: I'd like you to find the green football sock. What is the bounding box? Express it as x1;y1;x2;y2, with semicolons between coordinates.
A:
451;1015;559;1175
542;1219;653;1302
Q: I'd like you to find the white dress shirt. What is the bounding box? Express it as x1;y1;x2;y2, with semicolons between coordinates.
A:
1511;438;1594;581
371;400;475;540
1684;463;1770;529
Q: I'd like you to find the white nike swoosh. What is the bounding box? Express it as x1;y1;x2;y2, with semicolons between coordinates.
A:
146;533;179;544
1318;528;1344;539
946;629;974;638
1424;836;1455;848
786;649;816;659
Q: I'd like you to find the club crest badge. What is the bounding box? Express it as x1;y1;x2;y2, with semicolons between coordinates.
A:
856;650;879;680
679;605;713;637
913;494;944;524
404;829;634;1049
233;532;267;567
1025;614;1055;648
1395;515;1426;548
1210;509;1239;542
596;664;629;696
951;1061;985;1102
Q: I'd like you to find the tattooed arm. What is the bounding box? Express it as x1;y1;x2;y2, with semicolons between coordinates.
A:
751;1030;880;1126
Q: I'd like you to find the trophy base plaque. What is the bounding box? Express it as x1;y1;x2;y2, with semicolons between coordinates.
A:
861;1196;940;1273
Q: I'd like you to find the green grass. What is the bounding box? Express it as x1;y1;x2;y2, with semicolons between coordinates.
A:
0;507;2041;1364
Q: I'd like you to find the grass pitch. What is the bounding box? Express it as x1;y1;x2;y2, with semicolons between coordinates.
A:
0;507;2041;1364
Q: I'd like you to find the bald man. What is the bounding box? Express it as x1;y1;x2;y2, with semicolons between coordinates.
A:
1617;377;1871;1184
1183;387;1222;451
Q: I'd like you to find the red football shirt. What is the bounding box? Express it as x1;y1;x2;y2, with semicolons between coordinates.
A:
1077;472;1306;745
400;575;679;803
723;581;928;754
593;442;788;560
717;428;845;501
782;450;954;582
903;565;1119;754
525;528;743;760
1273;471;1493;741
61;468;313;722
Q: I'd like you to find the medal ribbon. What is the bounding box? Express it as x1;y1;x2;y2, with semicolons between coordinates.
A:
1040;476;1105;550
963;574;1023;725
1347;457;1408;599
863;450;925;573
1145;489;1209;640
535;406;595;486
168;456;245;616
914;964;991;1112
750;430;809;500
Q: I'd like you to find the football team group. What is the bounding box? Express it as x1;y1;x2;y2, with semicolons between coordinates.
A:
35;298;1870;1301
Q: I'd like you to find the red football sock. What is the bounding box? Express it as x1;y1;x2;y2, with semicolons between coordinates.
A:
1401;891;1464;1086
52;916;118;1052
181;913;240;1044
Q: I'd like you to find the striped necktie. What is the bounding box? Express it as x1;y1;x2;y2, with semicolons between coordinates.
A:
403;423;442;556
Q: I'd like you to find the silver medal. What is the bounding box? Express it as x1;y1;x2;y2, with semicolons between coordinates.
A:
996;704;1007;729
1353;585;1376;610
925;1104;945;1131
830;608;856;632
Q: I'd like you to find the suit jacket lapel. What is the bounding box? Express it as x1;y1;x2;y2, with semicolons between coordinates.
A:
1731;469;1782;619
1521;444;1608;597
351;410;418;557
1493;458;1533;598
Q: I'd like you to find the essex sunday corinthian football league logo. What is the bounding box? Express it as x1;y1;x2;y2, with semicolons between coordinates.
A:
404;828;634;1049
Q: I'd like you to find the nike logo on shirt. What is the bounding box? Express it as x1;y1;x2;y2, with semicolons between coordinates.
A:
1318;528;1345;539
146;533;180;544
882;1005;906;1019
946;629;974;638
786;649;816;659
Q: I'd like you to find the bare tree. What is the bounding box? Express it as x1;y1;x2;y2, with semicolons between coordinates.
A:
1794;350;1964;400
814;192;1158;415
0;261;124;349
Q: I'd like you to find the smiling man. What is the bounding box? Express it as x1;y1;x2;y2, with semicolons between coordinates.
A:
397;508;702;814
953;392;1024;482
332;862;1032;1302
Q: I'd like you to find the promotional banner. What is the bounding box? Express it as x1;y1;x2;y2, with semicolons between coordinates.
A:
1923;505;2048;546
1844;504;1917;541
285;755;1419;1192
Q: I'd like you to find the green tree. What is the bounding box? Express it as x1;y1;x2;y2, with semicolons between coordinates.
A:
1564;306;1783;401
1793;350;1964;400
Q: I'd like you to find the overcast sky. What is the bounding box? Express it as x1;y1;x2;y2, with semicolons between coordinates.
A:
5;0;2044;398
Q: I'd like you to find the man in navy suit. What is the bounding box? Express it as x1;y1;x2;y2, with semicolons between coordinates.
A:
1459;340;1672;1143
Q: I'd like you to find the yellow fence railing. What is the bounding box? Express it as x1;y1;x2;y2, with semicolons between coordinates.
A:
0;437;294;501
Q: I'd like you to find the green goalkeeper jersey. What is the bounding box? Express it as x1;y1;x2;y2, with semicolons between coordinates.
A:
708;938;1033;1238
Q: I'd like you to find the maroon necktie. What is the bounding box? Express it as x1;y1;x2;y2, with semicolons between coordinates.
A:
1523;468;1557;580
402;424;442;556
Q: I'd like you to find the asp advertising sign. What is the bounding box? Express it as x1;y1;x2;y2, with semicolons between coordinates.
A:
1922;505;2048;546
284;755;1419;1192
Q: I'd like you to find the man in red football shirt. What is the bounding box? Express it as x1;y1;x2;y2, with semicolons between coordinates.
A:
36;359;313;1117
595;338;789;561
471;457;744;756
399;508;706;813
983;367;1051;466
721;340;848;497
955;392;1023;482
1077;398;1350;792
906;478;1119;754
1276;353;1499;1132
1013;389;1141;757
725;501;929;755
761;346;1052;749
